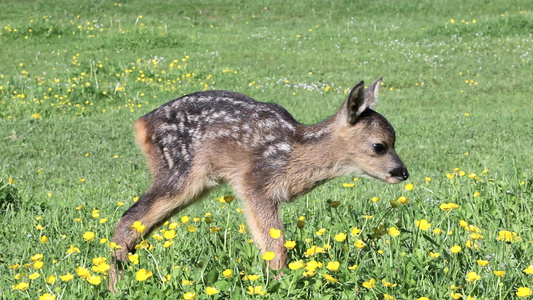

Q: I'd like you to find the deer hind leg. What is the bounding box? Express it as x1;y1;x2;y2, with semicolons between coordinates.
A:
241;192;287;270
109;165;215;292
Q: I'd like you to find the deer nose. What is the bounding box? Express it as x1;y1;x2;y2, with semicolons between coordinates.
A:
390;166;409;181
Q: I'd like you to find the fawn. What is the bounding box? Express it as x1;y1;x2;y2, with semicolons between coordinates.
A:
109;77;408;291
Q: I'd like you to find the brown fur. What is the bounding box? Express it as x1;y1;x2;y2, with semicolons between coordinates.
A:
108;78;408;292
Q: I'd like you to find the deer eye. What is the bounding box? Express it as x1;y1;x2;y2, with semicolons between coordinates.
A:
372;143;386;154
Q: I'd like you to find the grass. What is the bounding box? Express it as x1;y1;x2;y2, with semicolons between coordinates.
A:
1;0;532;299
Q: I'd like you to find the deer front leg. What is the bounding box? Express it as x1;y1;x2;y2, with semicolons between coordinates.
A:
242;195;287;270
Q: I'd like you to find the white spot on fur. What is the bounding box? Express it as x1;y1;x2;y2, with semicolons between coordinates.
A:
162;147;174;168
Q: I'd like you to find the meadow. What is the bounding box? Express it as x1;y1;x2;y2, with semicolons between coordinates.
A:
1;0;532;299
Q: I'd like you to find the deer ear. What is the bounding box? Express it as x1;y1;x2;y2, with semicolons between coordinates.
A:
346;80;367;125
365;77;383;107
346;78;383;125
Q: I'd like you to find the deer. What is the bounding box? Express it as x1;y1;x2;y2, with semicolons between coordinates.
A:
108;77;408;292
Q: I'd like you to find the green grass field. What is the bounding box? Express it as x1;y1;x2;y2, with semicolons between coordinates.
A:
1;0;532;299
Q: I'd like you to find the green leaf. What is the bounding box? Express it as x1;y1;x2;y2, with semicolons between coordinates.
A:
207;269;219;285
214;280;230;291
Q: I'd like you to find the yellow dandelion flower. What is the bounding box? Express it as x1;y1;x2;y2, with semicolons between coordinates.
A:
82;231;95;242
476;260;489;267
182;279;194;285
46;275;56;284
355;239;366;249
205;286;219;295
60;273;74;282
323;273;339;283
247;286;267;295
181;216;190;223
450;292;463;299
316;228;327;235
39;293;56;300
262;251;275;261
450;245;462;253
417;297;429;300
334;232;347;242
362;278;376;289
40;235;48;243
382;279;397;287
76;266;90;279
304;245;323;257
429;252;440;258
493;270;505;277
371;197;379;203
187;225;196;232
470;233;483;240
130;221;146;233
348;264;358;270
34;261;44;269
516;287;533;297
163;230;176;240
163;240;174;247
269;228;281;239
398;196;410;205
128;253;139;264
389;227;401;237
12;282;30;291
440;203;459;211
351;227;361;236
466;271;481;282
384;294;395;300
302;270;316;277
473;191;480;197
135;269;153;281
326;261;340;272
248;274;260;281
29;272;40;279
87;275;101;285
222;269;233;278
305;261;323;271
183;292;196;300
405;183;414;190
496;230;521;242
289;260;304;270
31;254;44;261
524;265;533;275
284;240;296;249
415;219;431;231
109;242;122;250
